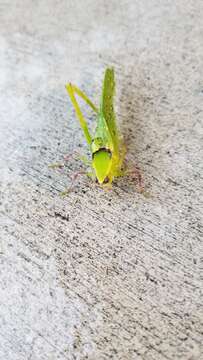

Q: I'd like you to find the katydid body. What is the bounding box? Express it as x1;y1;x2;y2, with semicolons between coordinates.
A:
66;68;125;185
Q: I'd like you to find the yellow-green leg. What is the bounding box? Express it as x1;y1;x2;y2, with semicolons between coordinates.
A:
65;83;98;146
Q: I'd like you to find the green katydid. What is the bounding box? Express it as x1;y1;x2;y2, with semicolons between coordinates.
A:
66;68;125;185
64;67;143;190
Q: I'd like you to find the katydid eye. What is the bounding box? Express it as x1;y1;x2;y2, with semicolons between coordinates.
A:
103;177;109;184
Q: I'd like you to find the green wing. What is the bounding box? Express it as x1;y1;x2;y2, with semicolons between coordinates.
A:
101;68;119;153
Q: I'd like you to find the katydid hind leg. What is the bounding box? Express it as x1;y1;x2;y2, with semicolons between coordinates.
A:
70;84;98;114
66;83;92;146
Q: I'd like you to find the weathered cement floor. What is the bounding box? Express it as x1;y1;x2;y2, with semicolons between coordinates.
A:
0;1;202;359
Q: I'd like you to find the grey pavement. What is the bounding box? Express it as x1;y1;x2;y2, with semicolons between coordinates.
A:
0;1;202;359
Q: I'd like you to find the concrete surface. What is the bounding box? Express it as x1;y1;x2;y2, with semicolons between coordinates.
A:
0;1;202;359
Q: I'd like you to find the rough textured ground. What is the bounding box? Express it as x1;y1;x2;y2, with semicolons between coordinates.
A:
0;1;202;359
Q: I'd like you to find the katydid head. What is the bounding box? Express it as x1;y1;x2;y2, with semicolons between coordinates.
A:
92;149;112;184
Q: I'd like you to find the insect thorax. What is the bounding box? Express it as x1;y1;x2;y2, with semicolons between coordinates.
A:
91;137;110;155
